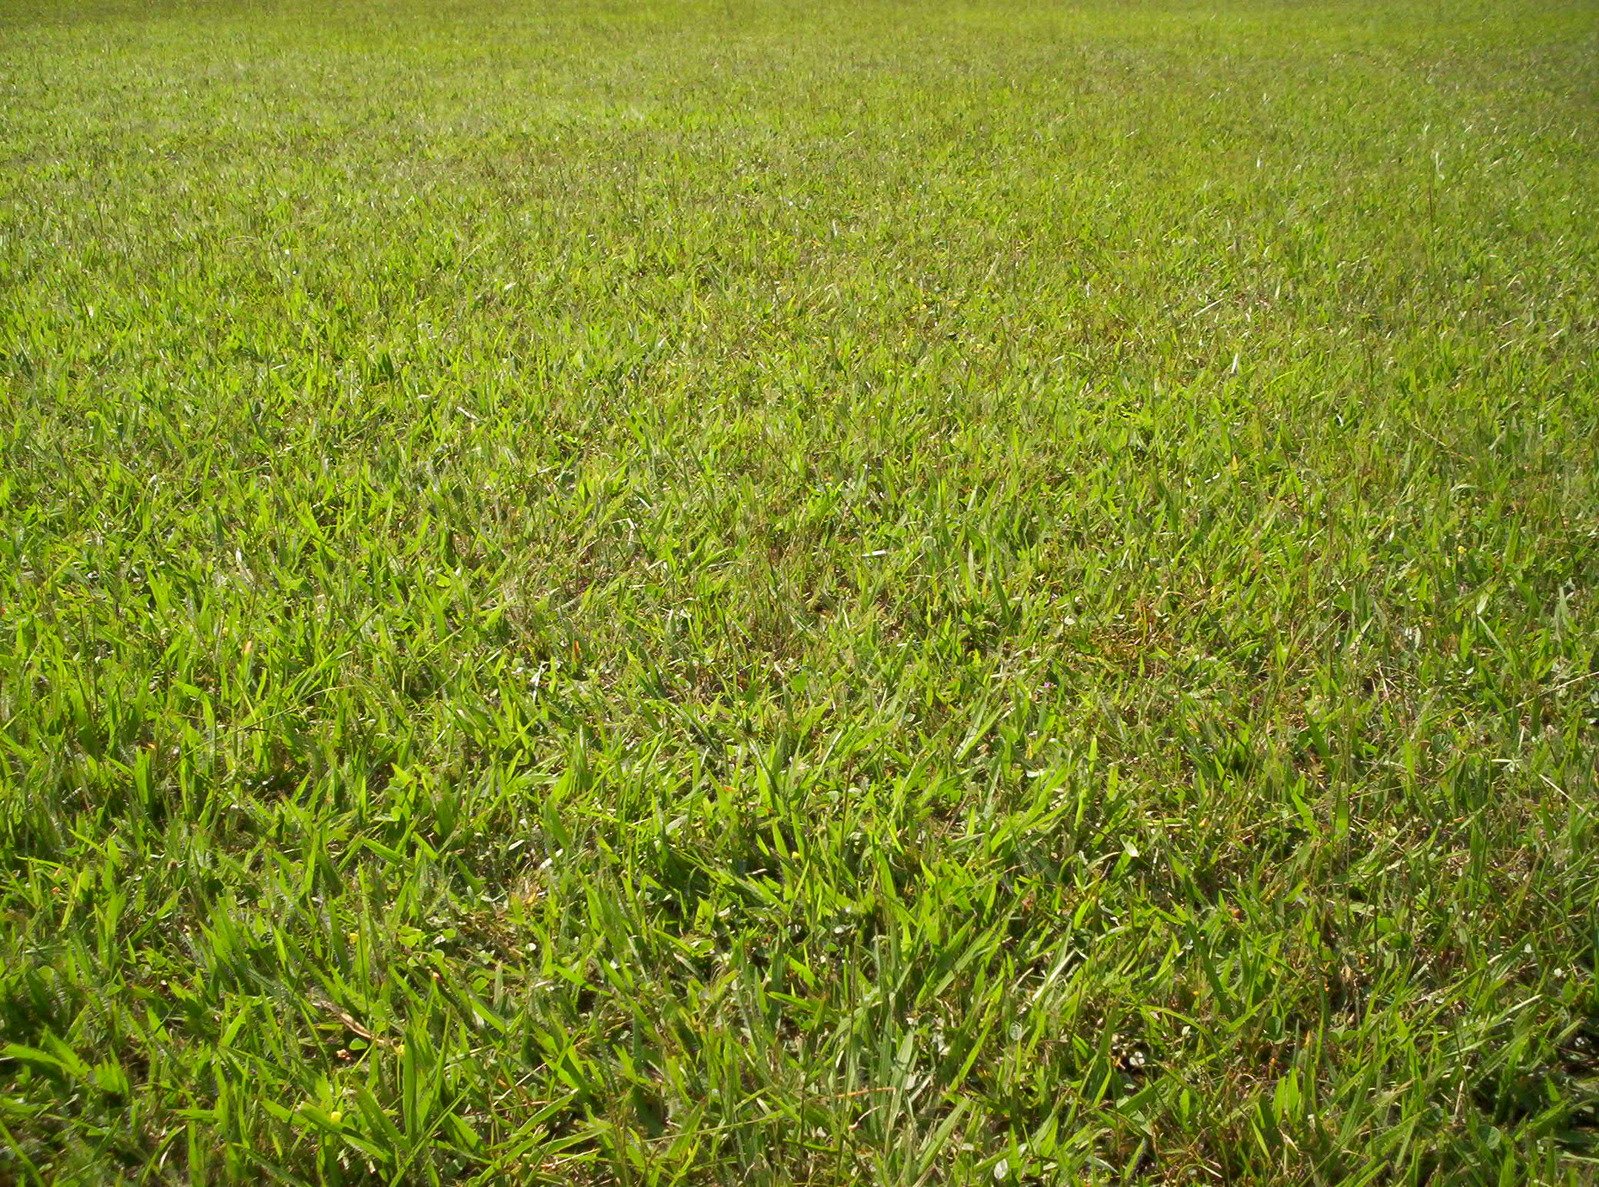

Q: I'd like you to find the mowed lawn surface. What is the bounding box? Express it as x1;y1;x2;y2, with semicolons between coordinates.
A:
3;0;1598;1180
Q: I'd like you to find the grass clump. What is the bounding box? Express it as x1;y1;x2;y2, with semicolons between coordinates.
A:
2;0;1598;1180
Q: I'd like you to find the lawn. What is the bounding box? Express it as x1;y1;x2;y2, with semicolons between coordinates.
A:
2;0;1598;1180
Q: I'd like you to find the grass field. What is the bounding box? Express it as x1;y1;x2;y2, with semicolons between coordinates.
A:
3;0;1599;1180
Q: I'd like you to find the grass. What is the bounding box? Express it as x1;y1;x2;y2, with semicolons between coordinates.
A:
2;0;1598;1180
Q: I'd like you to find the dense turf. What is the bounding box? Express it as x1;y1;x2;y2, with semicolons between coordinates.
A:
2;0;1598;1180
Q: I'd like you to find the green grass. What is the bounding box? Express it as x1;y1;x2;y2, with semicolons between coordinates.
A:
2;0;1598;1180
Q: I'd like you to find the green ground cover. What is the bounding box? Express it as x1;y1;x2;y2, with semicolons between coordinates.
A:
2;0;1598;1180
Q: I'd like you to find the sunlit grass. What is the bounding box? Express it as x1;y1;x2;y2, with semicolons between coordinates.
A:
2;0;1597;1180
